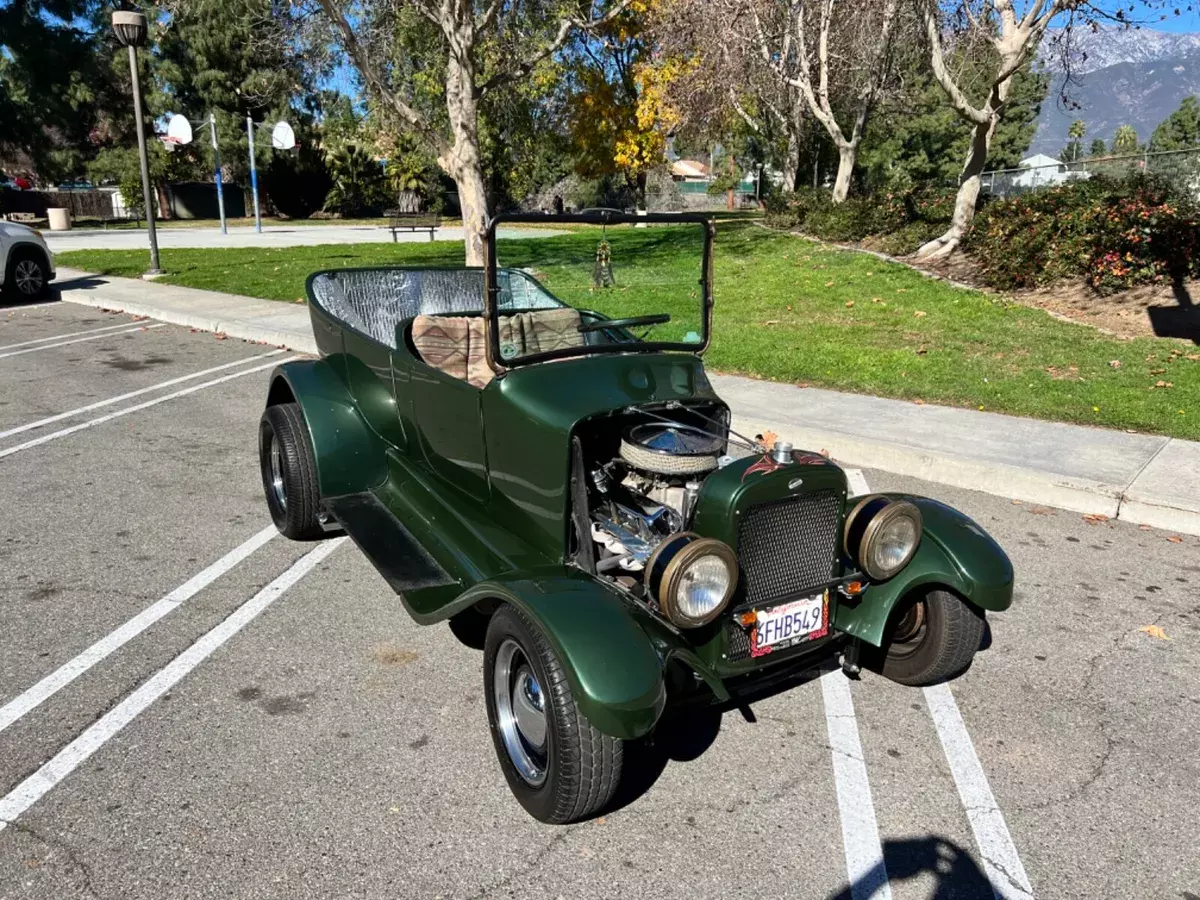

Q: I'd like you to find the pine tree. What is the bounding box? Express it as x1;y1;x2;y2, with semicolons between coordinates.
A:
1149;96;1200;153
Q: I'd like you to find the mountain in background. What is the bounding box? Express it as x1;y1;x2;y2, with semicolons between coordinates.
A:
1030;26;1200;155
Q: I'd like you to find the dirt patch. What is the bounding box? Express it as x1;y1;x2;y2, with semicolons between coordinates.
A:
903;249;1200;344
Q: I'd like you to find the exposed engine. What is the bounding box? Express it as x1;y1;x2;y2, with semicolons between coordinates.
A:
580;408;735;582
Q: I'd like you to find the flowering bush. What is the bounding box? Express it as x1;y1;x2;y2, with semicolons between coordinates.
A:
965;175;1200;295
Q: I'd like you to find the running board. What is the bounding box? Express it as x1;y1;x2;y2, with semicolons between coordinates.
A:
324;492;457;593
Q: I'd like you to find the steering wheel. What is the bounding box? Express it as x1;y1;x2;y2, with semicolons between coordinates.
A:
577;314;671;334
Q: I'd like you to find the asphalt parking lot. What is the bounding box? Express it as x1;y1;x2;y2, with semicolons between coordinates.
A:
1;298;1198;900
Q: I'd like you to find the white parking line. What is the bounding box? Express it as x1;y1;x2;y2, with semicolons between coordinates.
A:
0;350;285;440
0;537;345;833
0;357;287;459
0;321;144;352
0;525;278;734
925;683;1034;900
0;324;164;359
821;669;893;900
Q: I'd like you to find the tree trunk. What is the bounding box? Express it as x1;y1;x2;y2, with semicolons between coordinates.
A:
916;117;994;258
782;131;801;192
442;51;488;266
916;49;1017;259
831;144;856;203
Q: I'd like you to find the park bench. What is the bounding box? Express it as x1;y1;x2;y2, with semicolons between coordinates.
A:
386;210;440;242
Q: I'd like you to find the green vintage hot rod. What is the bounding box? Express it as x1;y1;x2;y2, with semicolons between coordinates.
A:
257;212;1013;824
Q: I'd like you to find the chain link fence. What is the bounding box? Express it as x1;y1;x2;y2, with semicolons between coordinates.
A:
981;147;1200;200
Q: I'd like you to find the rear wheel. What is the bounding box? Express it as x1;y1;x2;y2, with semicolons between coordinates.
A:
871;590;985;686
5;249;49;299
258;403;324;540
484;605;623;824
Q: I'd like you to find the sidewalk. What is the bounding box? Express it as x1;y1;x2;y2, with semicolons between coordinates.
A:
53;267;1200;536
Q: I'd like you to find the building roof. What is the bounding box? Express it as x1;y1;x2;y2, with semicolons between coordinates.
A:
670;159;710;178
1019;153;1061;168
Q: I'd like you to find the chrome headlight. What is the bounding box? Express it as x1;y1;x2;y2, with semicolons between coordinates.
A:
844;496;922;581
645;534;738;628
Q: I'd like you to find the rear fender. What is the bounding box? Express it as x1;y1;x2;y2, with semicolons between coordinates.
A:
833;496;1014;647
456;571;668;740
266;360;387;498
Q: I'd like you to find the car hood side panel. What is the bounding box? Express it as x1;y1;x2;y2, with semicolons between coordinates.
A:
483;353;721;558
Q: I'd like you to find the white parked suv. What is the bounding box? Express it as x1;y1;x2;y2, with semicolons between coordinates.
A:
1;221;56;299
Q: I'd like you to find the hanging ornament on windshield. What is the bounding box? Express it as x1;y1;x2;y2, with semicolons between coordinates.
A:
592;239;615;289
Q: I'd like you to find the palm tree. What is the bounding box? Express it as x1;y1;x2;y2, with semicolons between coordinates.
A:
323;144;384;216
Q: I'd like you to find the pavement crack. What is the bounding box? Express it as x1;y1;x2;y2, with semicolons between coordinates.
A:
463;827;574;900
11;821;100;899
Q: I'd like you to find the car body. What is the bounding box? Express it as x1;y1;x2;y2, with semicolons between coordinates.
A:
0;221;56;299
256;211;1013;823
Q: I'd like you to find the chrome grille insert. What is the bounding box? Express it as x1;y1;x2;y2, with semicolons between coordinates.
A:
736;490;841;606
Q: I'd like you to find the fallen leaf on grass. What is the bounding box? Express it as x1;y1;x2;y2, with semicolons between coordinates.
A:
1108;359;1122;369
1152;380;1173;389
871;297;882;303
1167;535;1184;543
1082;513;1109;525
1138;624;1170;640
1150;368;1166;375
1187;353;1200;361
913;310;927;318
825;280;835;287
763;319;780;325
845;301;855;308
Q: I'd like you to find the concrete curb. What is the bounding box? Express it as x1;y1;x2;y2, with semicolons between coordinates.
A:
53;268;1200;538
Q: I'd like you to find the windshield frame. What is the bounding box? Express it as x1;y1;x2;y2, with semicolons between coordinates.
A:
484;211;715;373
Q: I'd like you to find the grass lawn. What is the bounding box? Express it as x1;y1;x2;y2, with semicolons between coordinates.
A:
56;222;1200;440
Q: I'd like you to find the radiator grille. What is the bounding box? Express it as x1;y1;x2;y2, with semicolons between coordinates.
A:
736;491;841;606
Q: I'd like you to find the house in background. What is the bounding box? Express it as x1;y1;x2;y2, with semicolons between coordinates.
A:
670;159;710;183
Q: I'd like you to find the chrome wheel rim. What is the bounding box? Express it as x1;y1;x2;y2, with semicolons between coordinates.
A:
268;434;287;511
493;638;548;786
13;259;43;295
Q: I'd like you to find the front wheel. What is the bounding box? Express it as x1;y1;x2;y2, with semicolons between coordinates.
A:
484;605;623;824
258;403;325;540
870;590;985;686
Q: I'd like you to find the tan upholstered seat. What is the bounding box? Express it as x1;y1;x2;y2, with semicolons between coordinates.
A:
411;309;585;388
411;315;494;389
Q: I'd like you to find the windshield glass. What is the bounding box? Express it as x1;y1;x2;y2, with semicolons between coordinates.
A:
490;219;709;365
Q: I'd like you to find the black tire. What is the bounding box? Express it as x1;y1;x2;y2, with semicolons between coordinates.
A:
484;604;623;824
259;403;325;540
871;590;985;686
4;248;50;299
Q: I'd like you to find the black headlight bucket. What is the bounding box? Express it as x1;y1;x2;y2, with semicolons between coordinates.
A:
844;496;923;581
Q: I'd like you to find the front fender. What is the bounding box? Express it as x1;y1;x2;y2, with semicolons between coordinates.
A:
833;496;1014;647
268;360;387;498
457;571;668;740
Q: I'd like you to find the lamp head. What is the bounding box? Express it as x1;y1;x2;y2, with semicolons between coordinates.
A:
112;10;148;48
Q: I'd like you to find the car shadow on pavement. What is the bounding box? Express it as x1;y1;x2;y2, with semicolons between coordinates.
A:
1;289;62;309
825;836;994;899
50;274;107;294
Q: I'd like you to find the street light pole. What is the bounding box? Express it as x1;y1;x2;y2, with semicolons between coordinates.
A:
112;10;161;276
209;113;228;235
246;116;262;234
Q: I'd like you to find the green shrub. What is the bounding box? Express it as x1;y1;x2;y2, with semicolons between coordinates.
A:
765;185;956;248
965;175;1200;294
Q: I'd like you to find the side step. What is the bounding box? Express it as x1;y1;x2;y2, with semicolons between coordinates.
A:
324;492;457;593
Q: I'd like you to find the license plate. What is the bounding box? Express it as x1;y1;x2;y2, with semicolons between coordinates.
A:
750;592;829;657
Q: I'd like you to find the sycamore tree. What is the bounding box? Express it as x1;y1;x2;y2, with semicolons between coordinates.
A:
287;0;632;264
748;0;903;202
913;0;1158;258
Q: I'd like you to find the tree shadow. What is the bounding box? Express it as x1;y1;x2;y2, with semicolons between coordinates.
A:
824;836;994;900
1147;276;1200;344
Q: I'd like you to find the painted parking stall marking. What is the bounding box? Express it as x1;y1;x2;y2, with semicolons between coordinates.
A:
821;668;893;900
0;323;164;360
0;357;289;459
845;468;1033;900
0;537;345;833
0;349;284;440
0;320;145;352
925;682;1034;900
0;525;278;734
